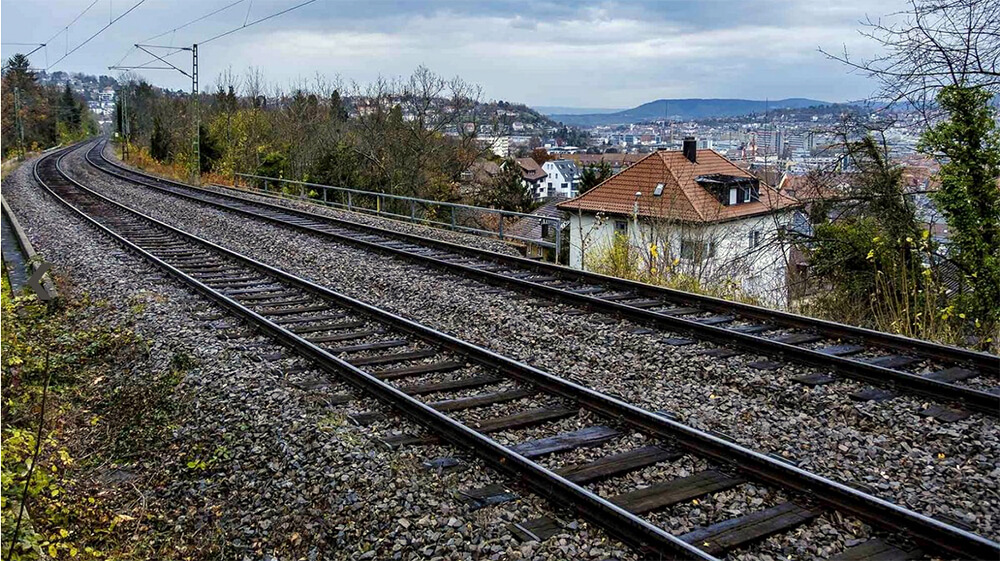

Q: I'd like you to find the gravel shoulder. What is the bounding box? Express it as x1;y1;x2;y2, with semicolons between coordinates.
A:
4;149;640;559
76;145;1000;543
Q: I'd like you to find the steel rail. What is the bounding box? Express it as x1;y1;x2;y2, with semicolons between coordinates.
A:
86;141;1000;416
90;140;999;372
89;141;996;367
37;145;715;560
49;144;1000;559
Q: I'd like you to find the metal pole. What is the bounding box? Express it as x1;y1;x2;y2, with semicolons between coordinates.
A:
13;87;26;160
498;213;504;240
348;191;352;211
191;44;200;185
554;219;562;265
410;199;416;222
122;86;129;162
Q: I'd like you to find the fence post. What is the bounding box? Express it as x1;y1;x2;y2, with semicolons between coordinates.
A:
348;191;353;211
451;207;456;230
498;212;504;240
323;187;328;204
554;219;562;265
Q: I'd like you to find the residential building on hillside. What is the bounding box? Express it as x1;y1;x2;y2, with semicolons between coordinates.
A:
558;138;801;305
539;159;581;200
515;157;547;192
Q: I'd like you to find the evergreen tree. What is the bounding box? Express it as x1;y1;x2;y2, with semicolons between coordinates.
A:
579;161;613;194
479;159;535;213
918;84;1000;341
199;124;221;172
150;116;170;161
329;89;348;122
59;83;82;130
4;54;35;89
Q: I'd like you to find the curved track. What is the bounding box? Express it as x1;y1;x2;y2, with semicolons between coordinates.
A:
36;143;1000;559
85;140;1000;417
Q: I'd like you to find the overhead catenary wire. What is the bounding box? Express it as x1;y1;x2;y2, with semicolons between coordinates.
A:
111;0;317;75
47;0;148;70
111;0;247;70
141;0;248;43
43;0;102;47
197;0;318;46
1;0;98;67
1;44;46;72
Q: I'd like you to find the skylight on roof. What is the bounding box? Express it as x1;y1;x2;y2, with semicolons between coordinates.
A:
653;183;664;196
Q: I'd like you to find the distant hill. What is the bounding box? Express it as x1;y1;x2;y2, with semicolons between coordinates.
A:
534;106;623;115
550;98;833;126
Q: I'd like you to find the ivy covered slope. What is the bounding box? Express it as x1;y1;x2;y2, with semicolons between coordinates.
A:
0;277;190;559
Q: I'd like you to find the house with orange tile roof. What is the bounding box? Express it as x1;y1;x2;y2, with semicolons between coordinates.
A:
557;138;802;304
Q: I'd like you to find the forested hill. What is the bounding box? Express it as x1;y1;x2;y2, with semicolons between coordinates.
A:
547;98;832;125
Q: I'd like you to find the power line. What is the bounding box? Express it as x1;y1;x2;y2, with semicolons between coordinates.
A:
43;0;102;46
112;0;248;72
198;0;318;46
141;0;248;43
1;43;46;71
47;0;148;70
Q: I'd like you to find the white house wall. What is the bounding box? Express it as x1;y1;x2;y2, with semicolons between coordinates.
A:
567;212;793;306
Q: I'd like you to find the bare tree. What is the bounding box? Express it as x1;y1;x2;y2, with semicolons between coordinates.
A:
823;0;1000;116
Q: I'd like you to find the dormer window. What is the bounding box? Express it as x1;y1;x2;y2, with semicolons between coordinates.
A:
653;183;664;196
695;174;760;206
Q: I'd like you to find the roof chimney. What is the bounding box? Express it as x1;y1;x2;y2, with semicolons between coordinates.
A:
682;137;697;163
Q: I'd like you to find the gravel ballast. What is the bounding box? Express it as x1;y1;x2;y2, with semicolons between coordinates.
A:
5;150;645;559
46;145;1000;549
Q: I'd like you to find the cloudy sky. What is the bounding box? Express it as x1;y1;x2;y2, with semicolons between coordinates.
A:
1;0;907;109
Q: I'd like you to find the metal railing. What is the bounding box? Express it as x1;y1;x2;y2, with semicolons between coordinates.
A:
231;173;563;263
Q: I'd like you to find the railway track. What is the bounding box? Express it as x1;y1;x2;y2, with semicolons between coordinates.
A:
85;139;1000;418
39;144;1000;559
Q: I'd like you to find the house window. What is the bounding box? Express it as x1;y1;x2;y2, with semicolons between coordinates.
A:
561;183;568;189
744;187;753;203
749;230;762;249
680;239;714;261
614;220;627;236
729;188;738;205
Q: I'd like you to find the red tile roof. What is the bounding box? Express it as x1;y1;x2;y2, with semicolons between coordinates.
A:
557;149;799;223
562;153;645;169
778;174;843;203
